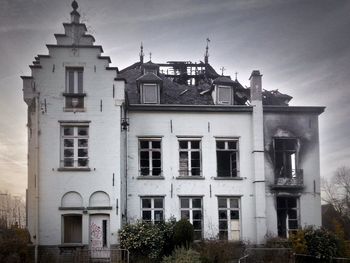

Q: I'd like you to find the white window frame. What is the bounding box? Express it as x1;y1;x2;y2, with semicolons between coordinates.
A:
140;197;164;223
216;139;239;177
139;138;162;176
218;197;241;241
216;85;233;105
277;196;300;238
60;124;89;168
179;197;203;240
178;139;202;177
141;83;159;104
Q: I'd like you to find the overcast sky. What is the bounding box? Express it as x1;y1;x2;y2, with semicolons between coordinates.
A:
0;0;349;197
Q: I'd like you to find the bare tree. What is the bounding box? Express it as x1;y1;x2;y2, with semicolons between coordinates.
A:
0;192;26;229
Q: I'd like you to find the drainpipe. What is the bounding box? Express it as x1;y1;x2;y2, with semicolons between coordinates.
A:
34;94;40;263
249;70;267;244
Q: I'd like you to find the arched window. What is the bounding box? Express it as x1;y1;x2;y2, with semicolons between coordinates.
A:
89;191;110;207
61;191;83;208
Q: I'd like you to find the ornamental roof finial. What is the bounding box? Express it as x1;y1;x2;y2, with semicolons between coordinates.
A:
72;0;78;11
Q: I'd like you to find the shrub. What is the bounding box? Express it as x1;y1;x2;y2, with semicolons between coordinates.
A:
0;227;31;263
162;247;201;263
289;226;343;260
195;240;245;263
119;219;176;262
173;219;194;249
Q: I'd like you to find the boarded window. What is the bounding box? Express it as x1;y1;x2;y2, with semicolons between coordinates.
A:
217;86;232;104
63;215;82;243
142;84;159;104
179;140;201;176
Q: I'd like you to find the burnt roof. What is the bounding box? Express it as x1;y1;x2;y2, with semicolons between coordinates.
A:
119;61;292;106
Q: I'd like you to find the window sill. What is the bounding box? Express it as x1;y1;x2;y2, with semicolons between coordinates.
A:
87;206;112;210
57;167;91;172
214;177;243;180
176;176;204;180
137;176;165;180
62;93;87;97
63;108;86;112
59;244;84;248
59;207;85;210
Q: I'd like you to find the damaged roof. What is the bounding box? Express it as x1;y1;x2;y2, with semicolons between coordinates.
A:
119;61;292;106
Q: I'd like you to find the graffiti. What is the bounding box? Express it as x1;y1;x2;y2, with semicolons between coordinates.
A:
90;222;102;239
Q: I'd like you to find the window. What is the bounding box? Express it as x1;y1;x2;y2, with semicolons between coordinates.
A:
65;67;84;109
141;84;159;104
180;197;203;240
62;215;82;243
61;125;89;168
217;86;233;104
274;138;298;178
216;140;239;177
141;197;164;223
277;197;299;237
179;140;201;176
139;139;162;176
218;197;240;240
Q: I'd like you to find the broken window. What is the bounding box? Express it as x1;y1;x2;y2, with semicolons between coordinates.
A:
180;197;203;240
65;67;84;109
216;140;239;177
217;86;233;104
274;138;298;178
179;140;201;176
63;214;82;243
218;197;240;241
141;84;159;104
141;197;164;223
139;139;162;176
277;197;299;237
61;125;89;168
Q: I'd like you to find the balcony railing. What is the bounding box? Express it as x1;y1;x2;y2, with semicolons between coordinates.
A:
271;169;304;189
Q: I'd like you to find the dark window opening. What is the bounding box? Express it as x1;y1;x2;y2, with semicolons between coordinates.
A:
141;197;164;223
139;139;162;176
216;140;238;177
277;197;299;238
65;68;84;109
274;138;298;178
102;220;107;247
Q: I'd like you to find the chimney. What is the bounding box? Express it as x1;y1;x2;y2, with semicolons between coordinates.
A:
249;70;262;101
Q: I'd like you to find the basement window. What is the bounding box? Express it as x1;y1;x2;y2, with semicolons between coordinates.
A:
139;139;162;176
62;214;82;244
216;139;239;177
274;138;298;178
64;67;85;110
141;84;159;104
178;139;201;176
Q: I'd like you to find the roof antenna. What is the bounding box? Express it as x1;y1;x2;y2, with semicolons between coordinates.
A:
139;42;144;64
220;66;226;76
204;38;210;64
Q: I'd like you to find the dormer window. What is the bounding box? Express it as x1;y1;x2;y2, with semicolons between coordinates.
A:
217;86;233;105
63;67;86;110
141;83;159;104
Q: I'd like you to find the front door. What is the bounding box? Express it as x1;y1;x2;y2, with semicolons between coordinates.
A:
90;214;110;258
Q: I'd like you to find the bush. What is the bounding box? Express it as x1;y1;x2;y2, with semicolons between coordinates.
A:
173;219;194;249
119;219;176;262
289;226;343;260
162;247;201;263
195;240;245;263
0;227;31;263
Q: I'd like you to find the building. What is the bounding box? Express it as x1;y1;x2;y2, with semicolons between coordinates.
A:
22;0;325;253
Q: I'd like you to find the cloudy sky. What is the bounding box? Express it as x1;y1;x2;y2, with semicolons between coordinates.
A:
0;0;349;197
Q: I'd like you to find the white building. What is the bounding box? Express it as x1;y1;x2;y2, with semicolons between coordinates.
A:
22;0;324;253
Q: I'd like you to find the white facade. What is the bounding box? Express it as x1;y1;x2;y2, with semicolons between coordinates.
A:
22;1;324;250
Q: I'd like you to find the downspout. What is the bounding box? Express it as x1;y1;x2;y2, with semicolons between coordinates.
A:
123;103;128;223
34;95;40;263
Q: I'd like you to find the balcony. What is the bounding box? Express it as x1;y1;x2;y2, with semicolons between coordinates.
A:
270;169;304;190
